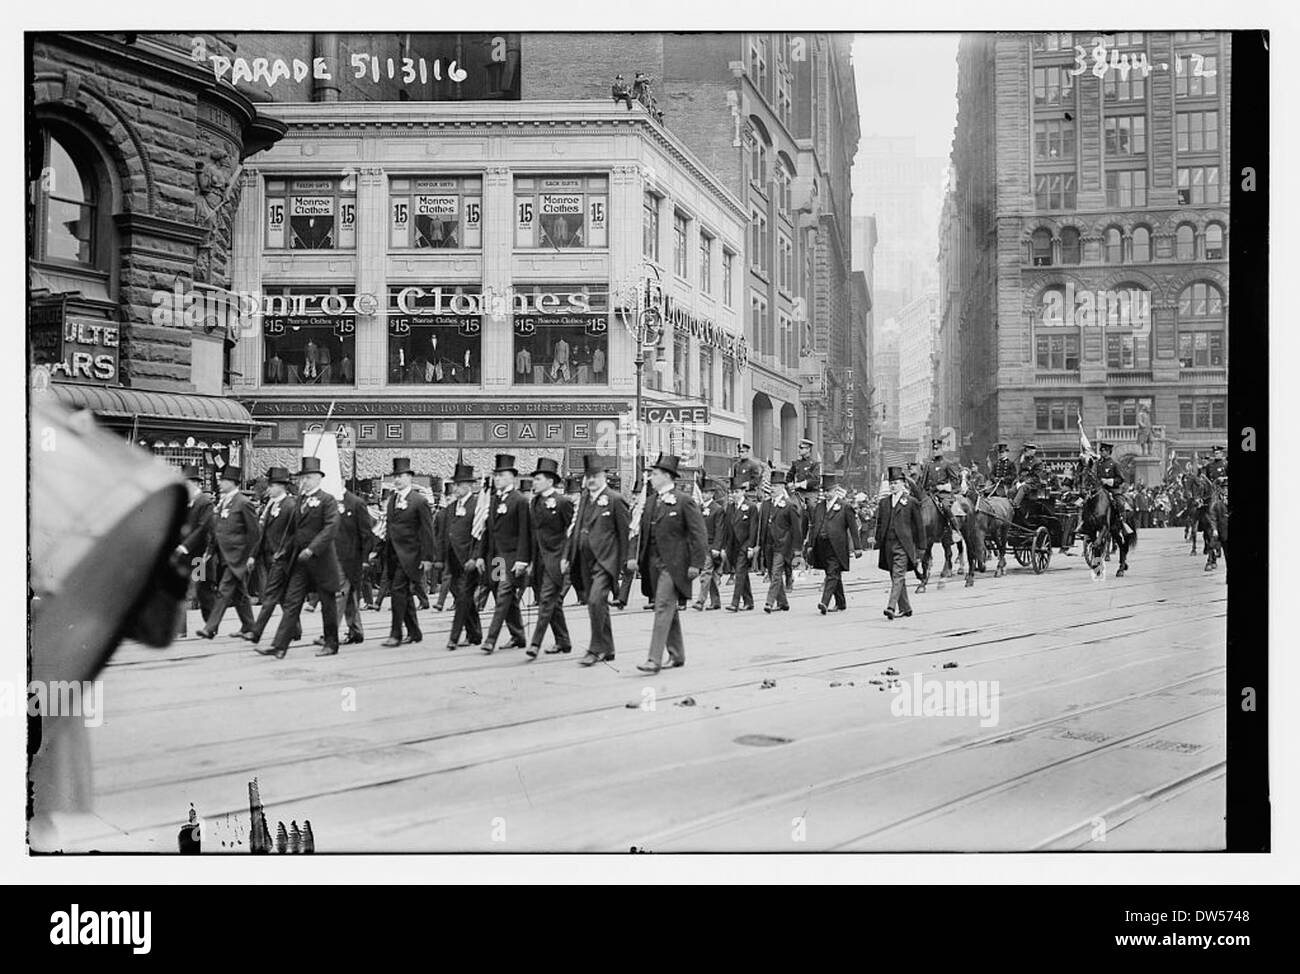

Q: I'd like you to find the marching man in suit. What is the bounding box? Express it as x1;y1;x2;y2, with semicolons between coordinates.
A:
692;478;727;611
722;478;760;612
258;456;342;659
758;471;802;613
197;465;261;639
174;464;215;636
436;461;484;651
326;485;374;647
482;454;531;654
632;454;709;673
565;454;629;667
525;458;574;658
245;466;300;645
805;472;863;614
382;458;434;647
875;466;925;619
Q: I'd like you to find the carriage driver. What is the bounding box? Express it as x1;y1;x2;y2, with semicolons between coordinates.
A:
1096;442;1135;537
1011;442;1047;511
989;442;1017;497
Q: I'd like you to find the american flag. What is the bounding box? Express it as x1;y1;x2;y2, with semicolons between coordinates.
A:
471;476;491;540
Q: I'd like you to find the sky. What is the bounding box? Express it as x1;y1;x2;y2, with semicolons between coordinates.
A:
852;32;960;162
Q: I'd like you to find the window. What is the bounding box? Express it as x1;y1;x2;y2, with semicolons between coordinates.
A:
673;211;690;279
1107;397;1153;427
386;285;482;386
1034;398;1082;432
751;293;769;358
1060;227;1081;264
1177;167;1220;205
1177;111;1220;153
265;176;356;250
1097;32;1145;48
778;232;793;291
699;233;714;294
262;285;360;386
389;176;482;249
749;34;768;94
779;312;795;368
722;249;735;307
721;353;736;411
1132;226;1151;262
1174;32;1217;43
699;345;714;404
1179;282;1225;318
776;70;793;128
751;138;768;190
1032;66;1075;106
774;167;793;216
751;208;770;274
1032;32;1073;51
1103;73;1146;102
1175;54;1219;98
36;129;101;266
1180;397;1227;430
1176;224;1196;259
1105;169;1148;207
1177;282;1226;369
1031;228;1053;266
511;283;609;385
1104;227;1123;264
1106;332;1151;370
1105;115;1147;156
673;331;690;395
1034;172;1076;210
1035;333;1080;371
514;175;608;250
1034;119;1076;161
1205;224;1225;260
643;192;660;262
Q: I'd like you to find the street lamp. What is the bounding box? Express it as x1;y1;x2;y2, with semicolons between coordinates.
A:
616;261;664;485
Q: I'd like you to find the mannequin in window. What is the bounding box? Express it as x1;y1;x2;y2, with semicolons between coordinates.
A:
339;351;354;383
592;344;606;382
462;348;473;383
516;342;532;377
316;339;332;382
303;338;320;381
266;349;286;384
551;334;571;383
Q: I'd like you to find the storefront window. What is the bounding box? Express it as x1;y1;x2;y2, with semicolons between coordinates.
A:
515;175;608;249
265;176;356;250
512;283;609;385
389;176;482;249
721;353;736;411
673;332;690;395
262;286;359;385
387;285;482;385
700;346;714;405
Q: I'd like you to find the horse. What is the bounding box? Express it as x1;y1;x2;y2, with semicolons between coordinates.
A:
947;484;985;588
1079;484;1137;577
971;480;1014;578
1198;483;1229;572
1179;475;1202;554
911;481;980;593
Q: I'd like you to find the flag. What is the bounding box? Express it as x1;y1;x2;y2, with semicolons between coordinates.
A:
627;475;649;540
1077;416;1096;459
691;474;704;509
471;475;491;541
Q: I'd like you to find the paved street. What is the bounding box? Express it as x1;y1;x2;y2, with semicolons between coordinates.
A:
71;527;1225;853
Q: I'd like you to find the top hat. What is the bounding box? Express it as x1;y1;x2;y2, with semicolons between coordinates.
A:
494;453;518;474
519;476;533;493
1099;441;1114;451
887;466;906;481
1022;442;1039;451
180;464;203;482
391;457;414;476
650;453;681;478
428;475;443;494
580;454;606;477
444;480;456;495
298;456;325;477
820;473;840;490
451;461;476;482
532;457;562;480
266;466;291;485
770;470;787;485
564;474;584;494
218;465;243;484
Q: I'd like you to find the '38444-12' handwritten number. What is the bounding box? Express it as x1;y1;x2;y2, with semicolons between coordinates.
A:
1069;41;1217;81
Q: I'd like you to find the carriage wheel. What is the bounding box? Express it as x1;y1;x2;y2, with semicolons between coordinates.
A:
1013;544;1031;567
1032;527;1052;574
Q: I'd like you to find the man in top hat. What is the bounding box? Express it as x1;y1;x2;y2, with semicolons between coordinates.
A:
721;476;760;611
757;471;802;613
245;466;300;645
1012;442;1046;511
613;468;644;610
525;457;574;658
481;454;532;654
731;442;765;492
1095;441;1135;539
989;442;1017;497
174;464;216;636
381;458;434;647
692;478;728;611
436;460;484;651
564;454;630;666
326;482;374;647
805;472;863;613
431;481;456;612
195;465;260;639
787;438;821;511
560;473;585;605
875;466;924;619
631;454;709;673
259;456;342;659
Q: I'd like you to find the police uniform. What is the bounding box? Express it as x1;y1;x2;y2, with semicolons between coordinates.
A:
1012;445;1046;509
1096;444;1135;537
989;444;1017;496
787;440;821;508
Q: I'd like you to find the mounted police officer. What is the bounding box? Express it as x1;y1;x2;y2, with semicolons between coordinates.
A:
919;438;961;526
786;438;821;510
1096;441;1135;538
1199;444;1228;489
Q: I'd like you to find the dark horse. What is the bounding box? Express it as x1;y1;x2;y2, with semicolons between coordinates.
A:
968;477;1014;578
1079;485;1137;577
914;489;982;591
1197;480;1229;572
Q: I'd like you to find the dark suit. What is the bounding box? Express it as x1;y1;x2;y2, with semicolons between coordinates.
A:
721;497;760;609
176;492;216;632
203;490;261;634
386;487;434;641
693;499;726;609
875;492;924;614
272;488;342;653
566;486;629;658
807;495;862;610
438;491;484;646
484;488;532;647
529;489;574;651
334;491;374;642
759;498;803;610
431;505;453;609
635;488;709;666
248;493;298;641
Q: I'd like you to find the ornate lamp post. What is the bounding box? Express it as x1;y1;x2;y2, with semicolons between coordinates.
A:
615;262;664;485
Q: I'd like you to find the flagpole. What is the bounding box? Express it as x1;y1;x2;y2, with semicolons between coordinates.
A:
310;401;337;459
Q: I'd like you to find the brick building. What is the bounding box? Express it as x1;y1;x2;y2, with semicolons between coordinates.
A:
946;31;1229;482
27;32;284;477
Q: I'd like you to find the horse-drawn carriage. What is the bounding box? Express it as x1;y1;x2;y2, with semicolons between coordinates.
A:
974;485;1071;576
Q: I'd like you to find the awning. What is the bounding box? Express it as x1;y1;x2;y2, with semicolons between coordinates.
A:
48;383;271;438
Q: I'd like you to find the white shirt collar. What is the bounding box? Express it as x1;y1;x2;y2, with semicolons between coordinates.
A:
656;484;675;500
589;483;607;502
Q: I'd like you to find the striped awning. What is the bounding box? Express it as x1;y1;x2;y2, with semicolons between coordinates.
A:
48;383;270;437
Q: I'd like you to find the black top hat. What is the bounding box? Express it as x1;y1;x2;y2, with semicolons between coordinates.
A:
519;476;533;492
180;464;203;482
887;466;906;481
580;454;606;476
444;480;456;495
494;453;518;474
607;473;622;491
218;465;243;484
532;457;562;479
391;457;414;476
770;470;787;485
266;466;291;485
564;474;584;493
451;462;475;482
649;453;682;478
298;456;325;477
820;473;839;489
1099;441;1114;451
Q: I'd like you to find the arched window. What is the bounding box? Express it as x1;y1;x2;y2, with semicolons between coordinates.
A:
36;130;100;266
1105;226;1123;263
1205;223;1224;260
1036;286;1080;372
1131;226;1151;263
1175;224;1196;260
1031;228;1053;266
1176;282;1226;369
1060;226;1081;264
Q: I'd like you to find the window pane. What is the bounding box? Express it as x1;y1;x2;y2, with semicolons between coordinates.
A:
1211;400;1226;427
1181;401;1193;427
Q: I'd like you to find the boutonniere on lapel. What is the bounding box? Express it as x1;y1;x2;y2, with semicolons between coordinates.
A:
740;503;749;512
545;497;558;510
496;502;507;514
830;502;841;512
396;497;408;510
775;499;786;509
338;502;347;515
269;504;281;519
896;496;908;507
597;495;609;507
661;493;677;506
306;497;321;509
220;508;230;519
